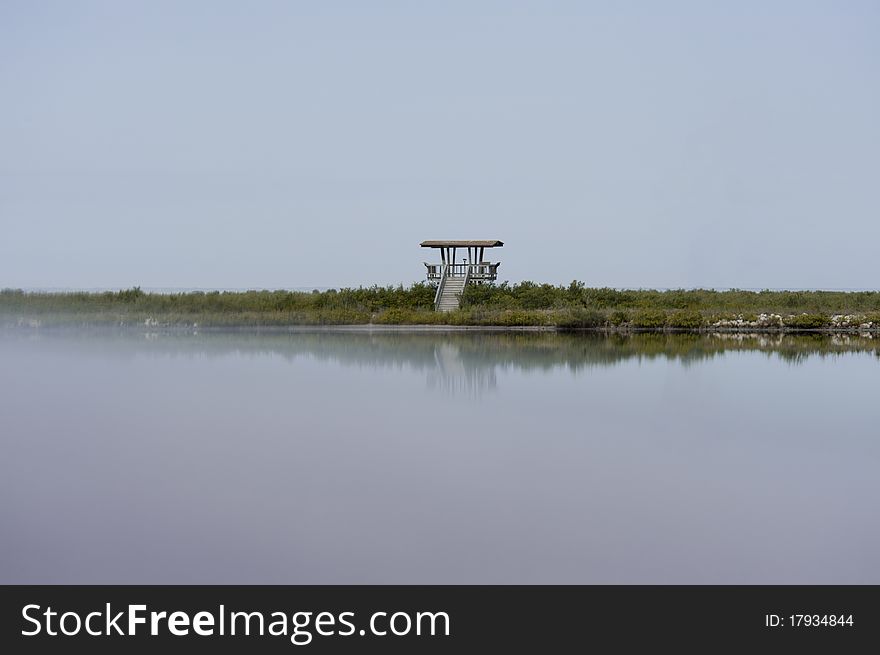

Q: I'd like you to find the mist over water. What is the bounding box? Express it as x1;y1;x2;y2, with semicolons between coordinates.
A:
1;329;878;583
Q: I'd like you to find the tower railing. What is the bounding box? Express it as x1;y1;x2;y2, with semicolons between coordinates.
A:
433;263;448;310
443;263;499;280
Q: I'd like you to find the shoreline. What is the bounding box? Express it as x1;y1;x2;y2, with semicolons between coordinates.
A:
4;286;880;334
3;321;879;336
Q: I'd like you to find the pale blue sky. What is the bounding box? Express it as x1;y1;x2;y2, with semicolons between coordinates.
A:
1;1;878;289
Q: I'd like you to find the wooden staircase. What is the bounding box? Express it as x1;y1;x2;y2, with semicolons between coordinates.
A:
434;268;468;312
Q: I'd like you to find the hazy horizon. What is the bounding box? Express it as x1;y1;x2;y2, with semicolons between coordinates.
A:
2;1;878;290
8;285;880;294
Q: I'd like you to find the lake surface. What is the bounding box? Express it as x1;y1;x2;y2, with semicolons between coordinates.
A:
1;328;878;583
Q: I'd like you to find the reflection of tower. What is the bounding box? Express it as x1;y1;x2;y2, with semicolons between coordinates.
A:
427;342;497;397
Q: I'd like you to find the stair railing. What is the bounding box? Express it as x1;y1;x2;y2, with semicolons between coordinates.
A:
433;263;448;311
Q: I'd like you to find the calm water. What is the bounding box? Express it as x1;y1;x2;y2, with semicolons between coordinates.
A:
1;329;878;583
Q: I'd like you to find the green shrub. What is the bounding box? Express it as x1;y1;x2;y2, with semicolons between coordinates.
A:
554;308;604;328
374;308;411;324
116;286;144;302
445;310;474;325
582;287;636;309
666;310;704;329
491;310;549;326
460;283;496;307
607;310;629;326
783;313;830;329
314;309;370;325
630;309;667;329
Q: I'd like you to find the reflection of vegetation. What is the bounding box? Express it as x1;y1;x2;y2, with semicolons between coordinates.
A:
6;329;877;371
3;284;880;331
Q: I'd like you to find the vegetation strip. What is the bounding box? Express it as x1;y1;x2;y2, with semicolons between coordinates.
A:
3;284;880;331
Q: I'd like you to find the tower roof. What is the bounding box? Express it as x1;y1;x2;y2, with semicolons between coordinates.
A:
420;240;503;248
